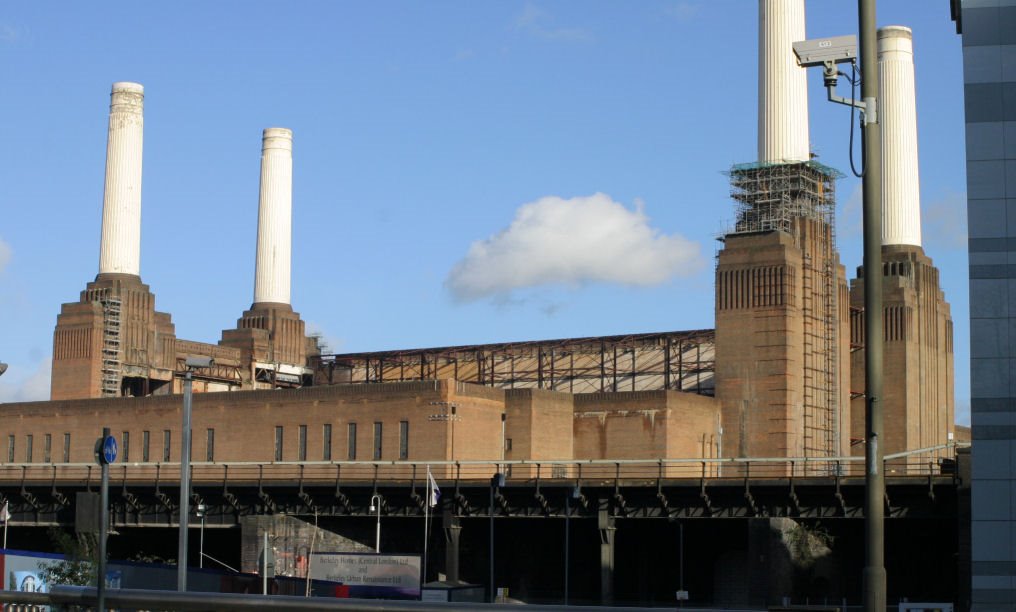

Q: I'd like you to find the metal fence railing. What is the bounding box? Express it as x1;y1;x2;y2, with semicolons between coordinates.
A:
0;586;768;612
0;443;966;488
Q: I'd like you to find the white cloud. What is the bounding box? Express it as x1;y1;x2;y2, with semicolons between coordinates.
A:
836;183;862;237
923;190;967;250
513;3;592;42
0;237;11;273
0;24;23;44
836;186;967;252
446;193;704;302
515;3;544;28
663;2;700;21
305;322;343;354
0;357;51;403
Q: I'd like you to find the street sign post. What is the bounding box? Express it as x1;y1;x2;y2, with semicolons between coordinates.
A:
94;428;115;612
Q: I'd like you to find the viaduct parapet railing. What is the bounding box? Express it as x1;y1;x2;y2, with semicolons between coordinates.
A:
0;443;965;487
0;443;965;524
0;441;963;487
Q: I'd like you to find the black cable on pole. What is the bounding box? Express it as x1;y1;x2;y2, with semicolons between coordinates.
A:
849;61;865;178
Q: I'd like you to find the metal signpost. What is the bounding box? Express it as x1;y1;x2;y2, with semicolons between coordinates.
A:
95;428;116;612
179;356;213;592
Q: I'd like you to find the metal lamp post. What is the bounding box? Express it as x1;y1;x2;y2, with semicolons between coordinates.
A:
197;503;206;569
857;3;885;608
369;494;382;553
489;471;505;603
792;2;883;607
179;356;213;591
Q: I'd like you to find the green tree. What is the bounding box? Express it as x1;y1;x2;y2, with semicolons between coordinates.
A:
37;528;97;587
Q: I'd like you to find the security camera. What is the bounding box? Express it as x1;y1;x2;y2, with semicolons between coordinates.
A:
793;35;857;67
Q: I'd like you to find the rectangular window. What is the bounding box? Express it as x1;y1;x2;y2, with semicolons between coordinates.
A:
163;430;171;462
7;435;14;463
44;434;52;463
63;433;71;463
142;431;150;463
275;426;284;461
322;424;332;461
347;423;357;461
298;425;307;461
25;435;33;463
399;421;409;460
373;422;383;460
121;431;130;463
206;429;215;462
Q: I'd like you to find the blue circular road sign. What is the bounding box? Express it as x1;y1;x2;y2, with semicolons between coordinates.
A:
101;435;117;465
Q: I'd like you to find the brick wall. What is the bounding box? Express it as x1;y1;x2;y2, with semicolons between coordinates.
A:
2;380;720;469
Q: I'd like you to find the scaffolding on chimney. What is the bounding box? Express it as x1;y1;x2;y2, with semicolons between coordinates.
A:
726;160;843;463
724;160;841;236
801;251;839;462
99;291;122;397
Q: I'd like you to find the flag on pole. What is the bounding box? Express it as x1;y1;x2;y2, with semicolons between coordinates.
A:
428;470;441;508
1;500;7;550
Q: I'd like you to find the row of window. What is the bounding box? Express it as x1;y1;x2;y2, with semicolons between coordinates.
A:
272;422;409;462
5;430;212;464
6;433;68;463
4;421;414;464
119;430;213;463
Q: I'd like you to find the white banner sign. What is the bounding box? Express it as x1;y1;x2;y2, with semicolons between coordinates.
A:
310;553;421;597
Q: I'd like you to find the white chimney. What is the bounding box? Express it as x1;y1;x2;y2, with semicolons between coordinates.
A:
879;26;922;247
758;0;810;163
98;82;144;276
253;128;293;305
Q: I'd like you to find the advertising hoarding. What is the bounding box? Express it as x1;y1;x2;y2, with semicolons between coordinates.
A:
310;552;421;599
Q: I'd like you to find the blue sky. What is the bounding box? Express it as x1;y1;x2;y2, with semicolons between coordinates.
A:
0;2;970;422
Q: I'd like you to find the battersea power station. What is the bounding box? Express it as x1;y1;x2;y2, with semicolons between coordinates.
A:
1;0;965;606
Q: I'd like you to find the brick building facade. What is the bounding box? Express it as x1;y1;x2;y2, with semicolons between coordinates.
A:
2;379;722;466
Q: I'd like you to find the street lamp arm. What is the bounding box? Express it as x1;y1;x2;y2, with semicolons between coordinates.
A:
370;494;382;553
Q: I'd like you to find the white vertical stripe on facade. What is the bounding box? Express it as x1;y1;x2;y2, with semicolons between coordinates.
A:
253;128;293;305
758;0;810;163
98;82;144;276
879;26;922;247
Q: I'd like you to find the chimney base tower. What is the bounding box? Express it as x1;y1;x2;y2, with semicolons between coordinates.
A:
219;128;315;388
52;274;178;400
715;161;851;465
220;303;315;389
849;247;955;470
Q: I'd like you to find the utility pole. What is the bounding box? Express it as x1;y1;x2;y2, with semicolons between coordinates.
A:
178;356;213;592
178;368;193;591
859;0;885;609
97;427;112;612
